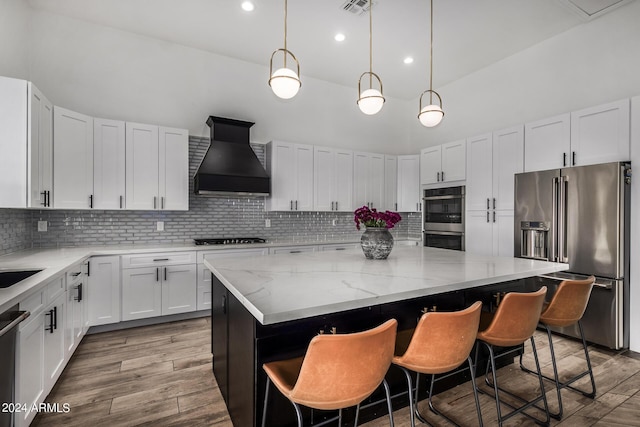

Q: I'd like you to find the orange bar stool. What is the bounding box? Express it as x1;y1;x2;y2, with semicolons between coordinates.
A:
519;275;596;419
475;287;549;427
392;301;483;427
261;319;398;427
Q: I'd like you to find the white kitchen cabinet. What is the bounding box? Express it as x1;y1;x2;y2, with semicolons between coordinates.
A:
353;151;385;210
384;155;397;211
28;83;54;208
269;245;317;255
524;113;570;172
94;118;126;209
53;106;94;209
266;141;314;211
15;312;44;427
126;123;189;211
0;77;53;208
420;140;466;185
43;288;66;392
87;255;121;326
121;252;196;321
466;127;523;257
570;99;630;166
65;263;86;357
196;248;268;310
396;155;421;212
314;146;353;212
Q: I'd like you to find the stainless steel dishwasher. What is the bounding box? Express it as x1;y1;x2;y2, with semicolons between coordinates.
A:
0;305;30;427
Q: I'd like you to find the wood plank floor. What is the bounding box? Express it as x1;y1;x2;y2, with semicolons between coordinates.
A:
32;317;640;426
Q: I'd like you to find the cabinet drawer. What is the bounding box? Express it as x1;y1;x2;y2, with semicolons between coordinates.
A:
19;289;45;317
198;248;269;264
269;245;317;255
121;251;196;268
46;277;65;303
319;243;359;251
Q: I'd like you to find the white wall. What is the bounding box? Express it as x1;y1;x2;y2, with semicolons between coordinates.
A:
0;0;31;79
407;0;640;151
28;9;413;154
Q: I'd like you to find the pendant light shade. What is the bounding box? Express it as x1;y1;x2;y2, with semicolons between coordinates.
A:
357;2;384;115
269;0;301;99
418;0;444;127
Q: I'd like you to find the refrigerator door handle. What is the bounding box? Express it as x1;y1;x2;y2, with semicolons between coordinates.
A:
558;176;569;263
551;177;559;262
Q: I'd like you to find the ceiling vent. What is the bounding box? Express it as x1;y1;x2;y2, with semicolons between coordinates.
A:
341;0;374;16
557;0;631;20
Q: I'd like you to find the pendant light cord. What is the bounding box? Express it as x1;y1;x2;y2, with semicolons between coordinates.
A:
429;0;434;104
283;0;288;68
369;2;373;87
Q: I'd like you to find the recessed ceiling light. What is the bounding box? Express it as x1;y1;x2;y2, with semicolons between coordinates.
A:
334;33;346;42
241;1;255;12
403;57;414;64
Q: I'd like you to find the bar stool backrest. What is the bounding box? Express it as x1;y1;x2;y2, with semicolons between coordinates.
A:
540;276;595;327
477;287;547;347
289;319;397;411
394;301;482;374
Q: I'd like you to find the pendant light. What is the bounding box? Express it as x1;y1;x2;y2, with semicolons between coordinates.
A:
357;1;384;115
269;0;301;99
418;0;444;127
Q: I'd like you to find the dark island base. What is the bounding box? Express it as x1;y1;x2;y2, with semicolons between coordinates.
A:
211;275;544;427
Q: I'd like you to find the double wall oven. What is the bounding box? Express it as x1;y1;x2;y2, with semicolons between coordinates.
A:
423;186;465;251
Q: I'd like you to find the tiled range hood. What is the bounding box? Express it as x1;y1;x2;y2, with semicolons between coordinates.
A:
194;116;270;196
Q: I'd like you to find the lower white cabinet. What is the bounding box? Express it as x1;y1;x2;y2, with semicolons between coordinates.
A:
65;263;87;357
466;210;514;257
15;311;44;427
121;252;196;321
87;256;121;326
43;291;66;392
197;248;269;310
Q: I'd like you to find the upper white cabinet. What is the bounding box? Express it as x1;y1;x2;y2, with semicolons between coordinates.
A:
266;141;314;211
353;151;385;210
125;123;189;211
93;118;126;210
570;99;630;166
384;155;397;211
28;84;54;208
420;140;466;185
466;133;494;212
53;107;94;209
0;77;53;208
524;99;630;172
313;146;353;212
396;155;421;212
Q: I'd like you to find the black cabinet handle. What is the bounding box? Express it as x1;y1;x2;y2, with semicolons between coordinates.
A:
53;306;57;331
493;211;496;223
563;152;567;167
86;261;90;277
120;195;123;209
74;283;83;302
46;309;54;333
222;294;227;314
153;258;169;262
40;191;47;206
89;194;93;208
441;171;445;181
164;267;167;281
156;268;159;282
572;151;576;166
437;172;440;182
486;211;490;223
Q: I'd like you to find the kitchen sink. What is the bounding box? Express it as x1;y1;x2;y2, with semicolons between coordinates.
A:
0;270;43;289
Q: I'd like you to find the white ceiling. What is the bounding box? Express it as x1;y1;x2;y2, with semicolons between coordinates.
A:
27;0;633;100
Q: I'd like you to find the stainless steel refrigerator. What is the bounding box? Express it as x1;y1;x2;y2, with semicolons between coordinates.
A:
514;161;631;349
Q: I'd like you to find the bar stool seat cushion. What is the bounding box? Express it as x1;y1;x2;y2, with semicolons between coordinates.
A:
539;277;594;327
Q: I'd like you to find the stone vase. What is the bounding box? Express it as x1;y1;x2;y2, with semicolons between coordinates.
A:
360;227;394;260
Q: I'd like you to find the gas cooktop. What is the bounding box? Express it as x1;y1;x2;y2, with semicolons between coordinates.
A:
194;238;267;245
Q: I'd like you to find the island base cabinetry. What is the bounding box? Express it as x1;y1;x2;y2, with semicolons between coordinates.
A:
211;275;526;426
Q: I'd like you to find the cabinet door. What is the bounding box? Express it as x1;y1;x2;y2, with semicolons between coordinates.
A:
369;153;385;210
87;256;121;326
570;99;630;166
122;267;162;321
466;133;493;211
43;292;65;391
266;141;296;211
492;126;524;211
53;106;94;209
0;77;28;208
384;155;397;212
493;210;515;257
28;83;53;208
294;144;314;211
313;146;335;211
465;210;493;256
211;276;229;402
162;264;197;316
441;140;466;182
420;146;441;185
159;126;189;210
94;118;126;209
353;152;369;208
397;155;420;212
334;149;353;212
524;113;570;172
16;312;45;427
126;122;159;210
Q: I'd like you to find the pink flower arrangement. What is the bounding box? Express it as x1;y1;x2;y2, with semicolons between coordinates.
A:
354;205;402;230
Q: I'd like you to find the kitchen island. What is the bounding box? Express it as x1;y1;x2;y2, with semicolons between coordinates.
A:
205;246;568;426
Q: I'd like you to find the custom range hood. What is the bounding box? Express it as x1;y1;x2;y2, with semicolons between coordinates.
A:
194;116;270;196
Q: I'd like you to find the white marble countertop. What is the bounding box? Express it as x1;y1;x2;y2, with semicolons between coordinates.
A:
205;246;569;325
0;238;420;313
